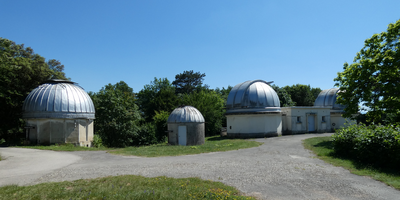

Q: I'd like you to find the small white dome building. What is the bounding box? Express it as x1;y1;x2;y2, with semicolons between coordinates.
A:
22;79;95;146
167;106;205;146
226;80;282;138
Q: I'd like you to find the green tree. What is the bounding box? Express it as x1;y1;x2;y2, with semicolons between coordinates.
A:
152;110;170;142
214;86;233;103
283;84;321;106
136;77;178;122
0;38;67;141
215;86;233;127
172;70;207;94
271;85;295;107
89;81;148;147
334;19;400;123
181;90;225;136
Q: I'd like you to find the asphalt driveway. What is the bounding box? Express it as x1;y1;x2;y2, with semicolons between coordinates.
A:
0;133;399;200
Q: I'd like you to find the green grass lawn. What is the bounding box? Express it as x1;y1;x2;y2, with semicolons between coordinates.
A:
109;136;262;157
0;175;255;200
303;136;400;190
16;136;262;157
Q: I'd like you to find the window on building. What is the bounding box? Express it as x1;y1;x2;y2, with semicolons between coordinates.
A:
322;116;326;122
297;116;301;123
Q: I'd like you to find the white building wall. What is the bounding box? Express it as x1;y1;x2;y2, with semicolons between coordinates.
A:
281;107;331;134
331;112;356;130
25;118;94;146
226;113;282;138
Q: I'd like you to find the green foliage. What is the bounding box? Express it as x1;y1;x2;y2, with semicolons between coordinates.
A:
270;85;295;107
137;77;178;122
334;19;400;123
137;122;158;145
89;81;143;147
283;84;321;106
332;124;400;168
214;86;233;127
0;38;67;141
92;134;103;148
181;90;225;136
0;175;255;200
153;110;170;141
172;70;207;94
303;136;400;190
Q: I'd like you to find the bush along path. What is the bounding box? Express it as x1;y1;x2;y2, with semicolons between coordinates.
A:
332;124;400;168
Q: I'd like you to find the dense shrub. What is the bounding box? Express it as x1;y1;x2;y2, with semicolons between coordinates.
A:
92;134;103;148
136;123;158;145
90;81;160;147
153;110;170;142
181;90;225;136
332;124;400;168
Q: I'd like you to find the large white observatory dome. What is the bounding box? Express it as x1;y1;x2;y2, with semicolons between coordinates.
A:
22;79;95;119
226;80;280;114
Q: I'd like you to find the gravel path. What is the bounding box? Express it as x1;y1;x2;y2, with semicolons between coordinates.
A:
1;133;399;200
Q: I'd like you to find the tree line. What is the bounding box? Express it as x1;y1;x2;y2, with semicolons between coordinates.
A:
0;38;321;147
6;17;400;148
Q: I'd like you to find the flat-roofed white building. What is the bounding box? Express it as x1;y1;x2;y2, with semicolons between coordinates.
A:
226;80;354;137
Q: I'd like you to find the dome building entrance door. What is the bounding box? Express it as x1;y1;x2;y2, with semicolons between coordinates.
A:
178;126;187;146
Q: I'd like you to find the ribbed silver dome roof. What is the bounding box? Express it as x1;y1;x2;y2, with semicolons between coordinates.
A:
314;88;345;110
22;79;95;119
226;80;280;113
167;106;205;123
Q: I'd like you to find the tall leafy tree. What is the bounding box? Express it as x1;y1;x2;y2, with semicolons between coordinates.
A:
214;86;233;127
136;77;178;122
214;86;233;103
271;85;295;107
334;19;400;123
283;84;321;106
89;81;148;147
172;70;207;94
181;90;225;136
0;38;67;141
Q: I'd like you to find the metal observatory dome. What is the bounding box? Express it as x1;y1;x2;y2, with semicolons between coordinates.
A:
23;79;95;119
226;80;280;114
22;79;95;146
167;106;205;123
226;80;282;138
167;106;205;146
314;88;345;110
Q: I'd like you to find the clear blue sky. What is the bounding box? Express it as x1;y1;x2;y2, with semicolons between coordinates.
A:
2;0;400;93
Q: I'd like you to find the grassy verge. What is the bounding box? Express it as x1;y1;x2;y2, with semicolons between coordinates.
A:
18;143;114;151
14;136;261;157
109;136;262;157
0;175;255;200
303;136;400;190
